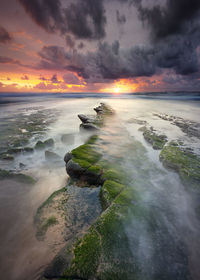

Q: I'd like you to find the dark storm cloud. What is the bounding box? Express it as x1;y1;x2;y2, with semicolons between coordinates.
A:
156;37;199;75
18;0;64;33
18;0;106;39
37;45;88;77
133;0;200;40
93;42;156;79
77;42;84;49
63;72;83;84
64;0;106;39
116;10;126;24
38;45;71;67
26;0;200;81
36;42;156;80
114;0;200;76
0;56;20;65
0;26;12;43
66;35;75;49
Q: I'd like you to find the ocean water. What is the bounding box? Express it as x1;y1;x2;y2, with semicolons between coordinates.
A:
0;92;200;280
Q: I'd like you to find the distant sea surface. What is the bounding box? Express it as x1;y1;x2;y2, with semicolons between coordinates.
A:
0;91;200;105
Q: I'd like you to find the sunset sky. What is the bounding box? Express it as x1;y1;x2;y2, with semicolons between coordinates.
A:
0;0;200;93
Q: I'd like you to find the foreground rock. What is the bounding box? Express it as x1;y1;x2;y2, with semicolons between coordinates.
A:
78;103;114;132
142;127;167;149
160;142;200;188
45;150;61;161
41;103;193;280
154;113;200;138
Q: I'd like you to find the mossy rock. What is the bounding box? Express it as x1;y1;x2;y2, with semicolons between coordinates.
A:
6;147;33;154
44;138;54;147
100;180;125;209
65;204;137;280
35;138;54;150
0;153;14;160
71;144;101;164
160;145;200;187
114;187;139;206
73;158;91;169
35;140;46;149
37;216;58;238
60;103;192;280
0;169;36;184
102;169;127;184
87;164;102;175
64;227;101;279
85;135;99;145
143;128;167;150
23;147;34;153
36;187;66;217
12;138;29;147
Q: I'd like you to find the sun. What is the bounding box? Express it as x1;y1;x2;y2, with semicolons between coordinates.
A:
113;87;120;94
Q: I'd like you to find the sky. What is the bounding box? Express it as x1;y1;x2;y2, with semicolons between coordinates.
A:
0;0;200;93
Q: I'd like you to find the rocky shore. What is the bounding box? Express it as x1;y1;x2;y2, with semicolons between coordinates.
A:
36;103;200;280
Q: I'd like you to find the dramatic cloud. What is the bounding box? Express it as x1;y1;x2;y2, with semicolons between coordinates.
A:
1;0;200;92
0;56;20;65
64;0;106;39
133;0;200;40
77;42;84;49
51;74;60;83
116;10;126;25
18;0;64;33
66;35;75;49
63;72;83;85
0;26;12;43
18;0;106;39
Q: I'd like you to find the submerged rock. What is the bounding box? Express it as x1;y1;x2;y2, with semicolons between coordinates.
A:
19;162;26;168
45;150;61;161
61;133;75;145
0;153;14;160
80;123;100;131
6;147;34;154
0;168;36;184
44;138;54;147
23;147;34;153
35;138;54;149
35;140;45;149
154;113;200;138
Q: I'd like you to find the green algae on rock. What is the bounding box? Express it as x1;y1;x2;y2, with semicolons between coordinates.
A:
0;153;14;160
143;127;167;150
160;143;200;187
0;168;36;184
35;187;67;240
35;138;54;149
42;103;192;280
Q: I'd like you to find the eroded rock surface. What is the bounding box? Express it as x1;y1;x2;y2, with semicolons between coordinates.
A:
154;113;200;138
40;103;197;280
